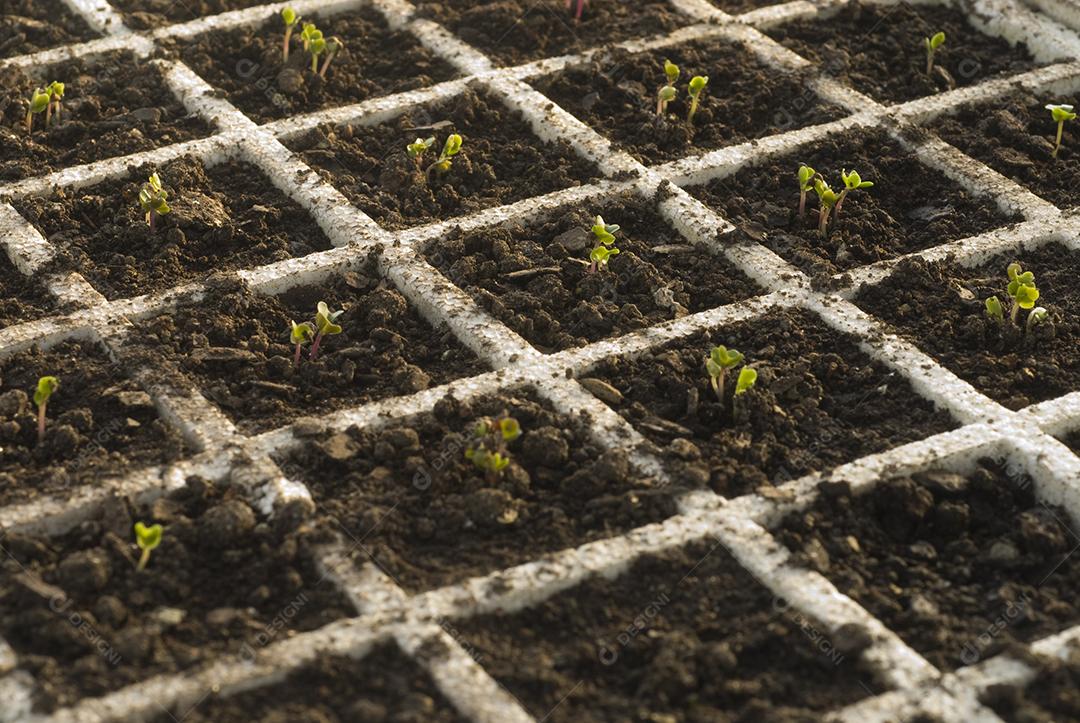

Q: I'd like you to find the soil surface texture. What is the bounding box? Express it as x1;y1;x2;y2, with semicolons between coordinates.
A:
0;255;56;327
0;0;99;59
290;390;678;592
982;645;1080;723
854;243;1080;409
111;0;268;30
687;128;1020;279
14;155;332;301
584;307;956;497
532;39;846;166
776;460;1080;671
287;88;602;230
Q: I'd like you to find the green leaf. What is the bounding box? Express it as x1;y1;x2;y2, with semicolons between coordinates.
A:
315;301;344;336
709;345;743;371
734;366;757;395
46;81;65;99
407;136;435;158
1015;283;1040;309
985;295;1003;322
282;7;297;25
28;88;50;114
33;376;58;407
663;59;679;84
1046;103;1076;123
798;165;816;190
442;134;463;159
290;320;315;345
499;417;521;442
658;85;676;103
134;521;163;551
688;75;708;96
928;31;946;51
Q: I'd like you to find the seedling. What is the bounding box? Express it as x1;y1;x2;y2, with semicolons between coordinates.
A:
309;301;343;361
656;60;679;116
407;136;435;169
308;30;326;74
985;262;1043;331
281;7;300;60
813;177;840;237
925;31;946;75
588;215;620;273
1026;306;1048;336
465;414;521;483
735;366;757;395
425;134;463;182
300;22;319;52
1046;104;1077;159
134;522;163;572
33;375;58;446
138;172;170;233
566;0;587;21
44;81;65;126
290;320;315;370
687;75;708;124
319;37;344;78
797;164;817;219
834;168;873;220
25;87;50;134
706;346;743;402
985;295;1004;323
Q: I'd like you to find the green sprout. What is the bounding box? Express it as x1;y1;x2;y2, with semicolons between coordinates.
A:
797;164;817;219
706;346;743;402
44;81;64;127
588;214;620;273
309;301;343;361
465;414;522;483
1046;104;1077;159
308;31;326;74
33;375;59;446
833;168;873;220
735;366;758;395
407;136;435;170
318;37;344;78
138;172;170;233
656;59;679;116
1026;306;1048;336
281;7;300;61
985;295;1004;323
986;262;1044;333
924;31;946;75
25;87;50;135
290;320;315;370
134;521;163;572
687;75;708;124
813;177;840;237
425;134;463;182
300;21;318;52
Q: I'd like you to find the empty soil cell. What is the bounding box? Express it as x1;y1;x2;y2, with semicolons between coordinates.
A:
453;540;873;721
1;51;214;181
121;264;486;435
687;128;1020;278
169;6;459;124
931;91;1080;210
982;646;1080;723
13;155;332;301
110;0;268;30
764;1;1042;105
854;243;1080;410
588;308;956;497
0;0;100;59
151;643;465;722
412;0;691;68
286;88;602;231
422;192;762;353
531;38;846;166
287;389;678;592
0;255;56;327
775;460;1080;671
0;477;352;712
0;339;187;506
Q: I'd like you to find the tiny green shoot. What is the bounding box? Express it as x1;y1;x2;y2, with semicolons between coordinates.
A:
797;164;817;219
138;172;170;233
706;345;743;402
985;295;1004;323
134;521;163;572
407;136;435;169
986;262;1043;332
588;214;620;273
734;366;757;395
281;7;300;61
309;301;344;361
687;75;708;124
1025;306;1048;337
308;29;326;74
44;81;64;127
319;36;344;78
290;320;315;370
425;134;463;182
813;177;840;237
657;59;679;116
25;87;50;134
1046;104;1077;159
33;375;58;446
834;168;873;220
465;414;522;483
925;31;946;75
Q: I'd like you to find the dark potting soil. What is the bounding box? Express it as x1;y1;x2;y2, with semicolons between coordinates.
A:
764;2;1043;105
775;460;1080;671
0;476;352;712
151;643;466;722
167;6;460;124
931;91;1080;210
707;0;788;13
531;39;847;166
13;155;332;301
686;128;1020;278
123;266;487;435
0;0;100;59
289;390;679;592
0;254;56;328
982;646;1080;723
422;192;762;353
286;88;603;231
0;51;214;181
854;243;1080;410
584;308;956;498
110;0;268;30
453;540;874;722
0;340;188;507
412;0;691;68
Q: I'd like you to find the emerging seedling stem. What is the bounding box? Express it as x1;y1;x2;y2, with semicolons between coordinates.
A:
656;60;679;116
309;301;343;361
1047;104;1077;159
465;414;522;484
797;164;817;219
565;0;587;21
134;521;163;571
587;214;620;273
813;177;840;237
925;31;946;75
706;346;742;402
319;37;344;77
25;87;50;134
290;320;315;370
985;262;1044;336
138;172;170;233
407;136;435;170
425;134;463;182
834;168;873;220
282;7;300;61
33;375;58;446
687;75;708;124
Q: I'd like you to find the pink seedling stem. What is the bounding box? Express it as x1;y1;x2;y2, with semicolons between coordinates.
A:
565;0;587;21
